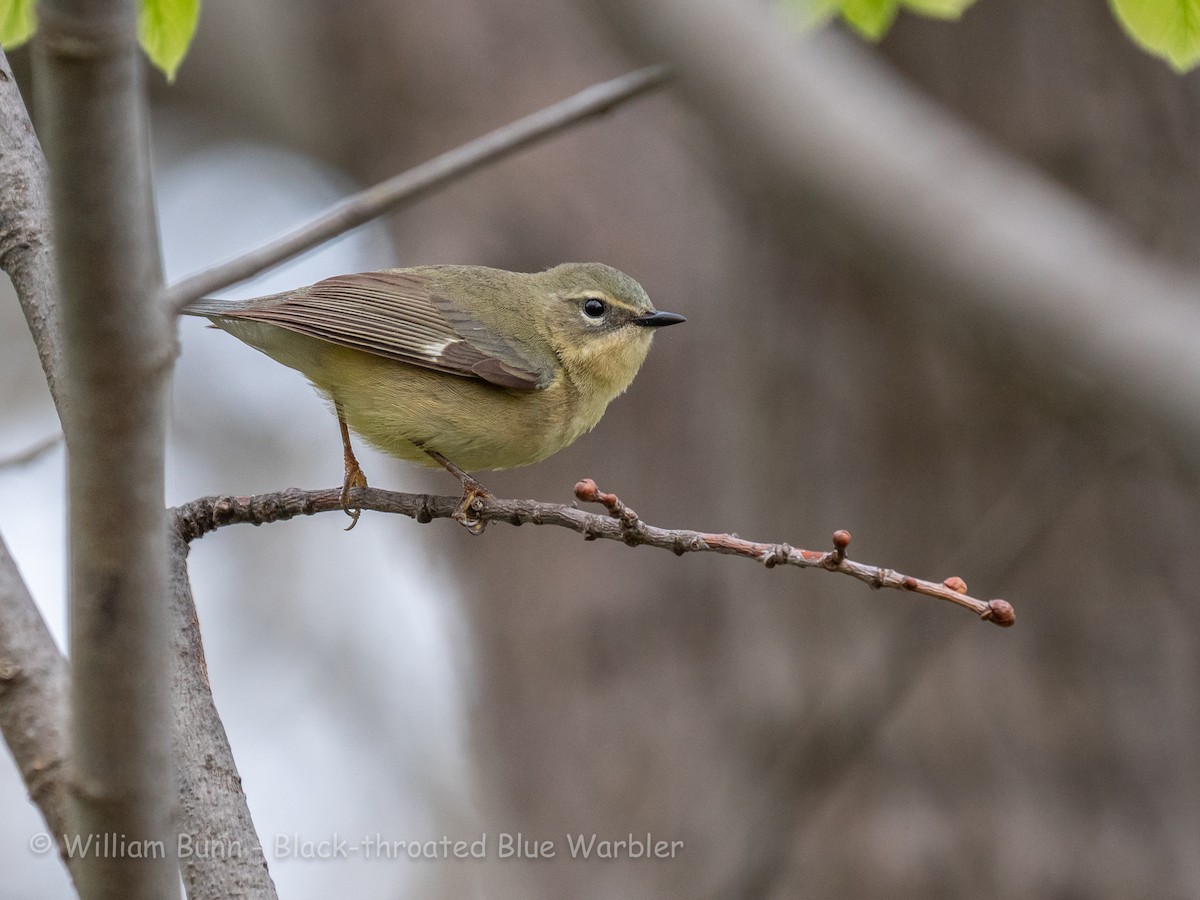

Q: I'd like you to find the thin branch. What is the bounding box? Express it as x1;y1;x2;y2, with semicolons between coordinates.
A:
171;480;1015;627
585;0;1200;450
164;64;669;313
36;0;176;895
0;433;63;470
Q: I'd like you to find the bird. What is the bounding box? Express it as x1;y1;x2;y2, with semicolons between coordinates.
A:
183;262;684;531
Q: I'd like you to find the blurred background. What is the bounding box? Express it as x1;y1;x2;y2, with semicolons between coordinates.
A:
3;0;1200;896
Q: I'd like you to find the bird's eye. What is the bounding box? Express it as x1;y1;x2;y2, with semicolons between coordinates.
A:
582;298;607;319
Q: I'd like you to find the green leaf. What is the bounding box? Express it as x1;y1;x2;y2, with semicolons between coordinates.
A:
839;0;899;40
0;0;36;49
780;0;841;32
782;0;973;40
138;0;200;81
1109;0;1200;72
901;0;976;18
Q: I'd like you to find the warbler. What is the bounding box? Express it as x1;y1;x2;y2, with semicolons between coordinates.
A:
183;263;684;530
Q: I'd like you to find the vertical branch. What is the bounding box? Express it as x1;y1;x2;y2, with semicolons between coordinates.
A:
34;1;176;897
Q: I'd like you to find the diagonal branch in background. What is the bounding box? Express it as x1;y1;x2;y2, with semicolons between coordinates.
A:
0;433;63;470
584;0;1200;453
164;64;669;312
172;480;1015;628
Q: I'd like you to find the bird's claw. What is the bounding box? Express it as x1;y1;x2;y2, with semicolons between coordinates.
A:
453;482;492;535
340;462;369;531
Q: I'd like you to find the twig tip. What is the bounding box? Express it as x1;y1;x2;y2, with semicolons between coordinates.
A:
574;478;600;503
981;599;1016;627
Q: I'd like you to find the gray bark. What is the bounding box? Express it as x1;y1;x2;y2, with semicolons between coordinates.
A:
35;0;176;896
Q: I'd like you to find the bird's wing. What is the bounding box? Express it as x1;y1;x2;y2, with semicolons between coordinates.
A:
186;270;549;391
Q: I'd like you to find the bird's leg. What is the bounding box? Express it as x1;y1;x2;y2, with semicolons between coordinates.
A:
422;448;491;535
337;405;368;530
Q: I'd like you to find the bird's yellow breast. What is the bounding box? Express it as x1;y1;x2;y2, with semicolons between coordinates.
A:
309;345;612;471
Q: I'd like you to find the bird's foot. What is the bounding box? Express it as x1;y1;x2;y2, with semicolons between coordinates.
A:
453;477;492;535
340;460;369;531
419;447;492;534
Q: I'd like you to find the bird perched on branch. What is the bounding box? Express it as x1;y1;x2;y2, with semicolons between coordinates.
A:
184;263;684;531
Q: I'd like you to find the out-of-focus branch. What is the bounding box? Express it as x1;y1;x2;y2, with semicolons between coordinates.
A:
35;0;176;894
585;0;1200;449
0;433;63;470
163;64;669;313
171;481;1015;627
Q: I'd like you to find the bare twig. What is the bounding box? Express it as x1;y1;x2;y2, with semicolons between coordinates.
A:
171;480;1015;627
36;0;176;895
164;64;669;313
0;433;63;470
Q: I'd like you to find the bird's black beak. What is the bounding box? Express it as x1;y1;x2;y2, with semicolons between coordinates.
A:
633;310;686;328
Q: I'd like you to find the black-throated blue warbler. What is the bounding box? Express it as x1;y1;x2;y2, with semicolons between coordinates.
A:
184;263;684;530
